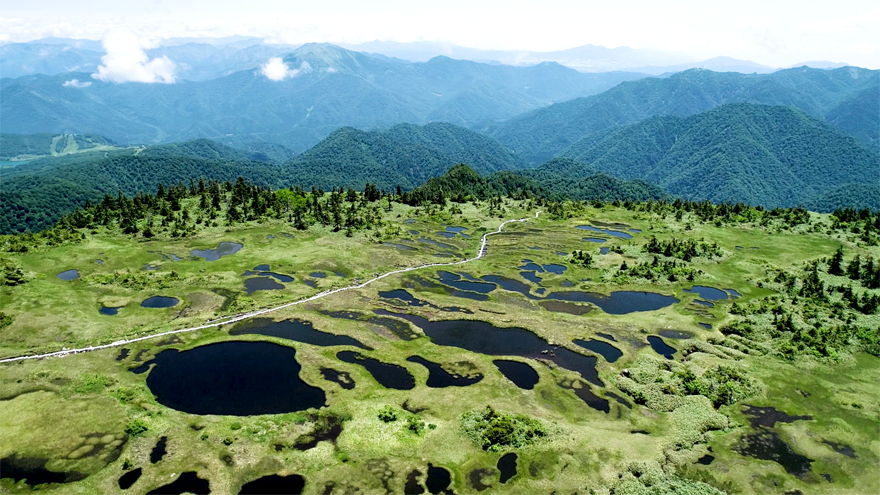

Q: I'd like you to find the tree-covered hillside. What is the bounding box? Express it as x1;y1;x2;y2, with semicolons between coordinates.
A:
0;133;116;160
558;103;879;208
489;66;879;163
285;123;525;191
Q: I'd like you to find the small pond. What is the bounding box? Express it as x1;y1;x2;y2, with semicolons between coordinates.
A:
426;464;451;494
493;360;539;389
437;271;496;294
118;468;142;489
190;241;243;261
56;269;80;281
378;311;602;387
239;474;305;495
599;247;610;254
320;368;355;390
406;356;483;387
658;330;694;340
576;225;633;239
520;271;543;285
698;322;712;329
584;237;607;243
380;242;416;251
498;453;517;484
150;436;167;463
735;430;814;479
573;339;623;362
145;471;210;495
0;454;87;486
418;237;456;250
139;342;326;415
725;288;742;298
244;277;285;295
141;296;179;308
647;336;676;359
684;286;728;300
337;351;415;390
440;226;470;239
231;318;371;349
100;305;123;316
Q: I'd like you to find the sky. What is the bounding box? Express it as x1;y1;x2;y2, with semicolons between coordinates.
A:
1;0;878;68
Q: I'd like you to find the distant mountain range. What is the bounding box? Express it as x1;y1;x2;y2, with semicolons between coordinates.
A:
0;43;647;152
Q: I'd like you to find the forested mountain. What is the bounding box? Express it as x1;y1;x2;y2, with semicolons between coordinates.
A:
489;66;880;162
0;43;647;153
0;133;116;160
558;103;879;208
285;123;525;190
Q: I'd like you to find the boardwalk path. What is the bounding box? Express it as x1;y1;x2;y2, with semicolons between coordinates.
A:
0;211;540;364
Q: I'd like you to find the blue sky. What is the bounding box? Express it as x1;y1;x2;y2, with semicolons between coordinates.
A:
1;0;878;68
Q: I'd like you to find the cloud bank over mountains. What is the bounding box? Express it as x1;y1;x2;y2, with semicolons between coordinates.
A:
259;57;313;81
91;31;177;84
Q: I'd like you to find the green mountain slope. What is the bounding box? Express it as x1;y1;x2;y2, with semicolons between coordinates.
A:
285;123;525;190
0;133;116;160
489;66;879;163
559;103;879;208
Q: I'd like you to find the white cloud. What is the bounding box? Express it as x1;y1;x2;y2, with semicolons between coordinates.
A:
62;79;92;88
91;30;176;83
259;57;312;81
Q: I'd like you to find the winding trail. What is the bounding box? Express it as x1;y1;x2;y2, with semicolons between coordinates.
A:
0;211;540;364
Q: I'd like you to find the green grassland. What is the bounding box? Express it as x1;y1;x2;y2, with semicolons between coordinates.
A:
1;198;878;494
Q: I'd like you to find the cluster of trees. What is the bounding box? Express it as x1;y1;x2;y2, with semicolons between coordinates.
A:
570;250;594;267
460;406;547;452
615;257;701;283
830;207;880;245
643;236;722;262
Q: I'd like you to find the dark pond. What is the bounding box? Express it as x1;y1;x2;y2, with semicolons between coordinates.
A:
253;264;270;270
584;237;607;243
280;233;294;238
380;289;429;306
696;454;715;465
118;468;142;490
542;264;567;275
418;237;455;250
469;468;493;492
735;430;814;479
407;356;483;387
437;271;496;293
403;219;416;224
0;454;87;486
244;277;285;295
822;440;856;458
141;296;179;308
596;332;617;341
146;471;210;495
629;229;642;233
659;330;694;340
337;351;415;390
324;309;421;340
647;336;676;359
96;259;104;264
546;291;678;315
493;360;538;389
141;342;326;415
741;405;812;428
441;226;470;239
239;474;305;494
558;378;609;412
231;318;371;349
725;288;742;298
56;269;80;280
379;311;602;387
150;436;167;463
684;286;728;300
561;280;574;287
576;225;633;239
519;261;544;272
191;241;243;261
100;305;123;315
291;416;344;451
144;264;162;270
245;272;294;282
736;246;743;249
698;323;712;329
405;469;425;494
426;464;451;494
539;300;592;315
498;453;517;483
310;272;326;278
606;391;632;409
304;279;317;288
520;271;543;284
693;300;714;307
573;339;623;362
116;348;130;361
536;288;546;295
381;242;416;251
409;230;421;235
599;247;610;254
481;275;534;296
320;368;355;390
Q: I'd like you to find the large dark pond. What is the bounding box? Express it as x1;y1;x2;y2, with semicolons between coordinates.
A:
426;464;451;494
573;339;623;362
140;342;326;415
0;454;87;486
231;318;371;349
191;241;243;261
239;474;305;494
684;286;728;300
141;296;179;308
337;351;415;390
244;277;285;295
647;336;676;359
56;269;80;281
406;356;483;387
493;360;539;389
545;291;678;315
379;311;602;387
118;468;142;489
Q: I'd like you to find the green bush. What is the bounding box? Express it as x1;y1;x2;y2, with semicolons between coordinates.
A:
461;406;547;451
124;419;149;437
377;406;398;423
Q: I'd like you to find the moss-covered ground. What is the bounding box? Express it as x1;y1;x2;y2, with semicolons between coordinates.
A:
1;200;878;494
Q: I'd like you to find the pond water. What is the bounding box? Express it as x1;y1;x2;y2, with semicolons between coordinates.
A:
426;464;451;494
725;288;742;298
697;454;714;465
320;368;355;390
440;226;470;239
558;378;609;412
546;291;678;315
418;237;456;250
406;356;483;387
493;360;539;389
576;225;633;239
596;332;617;341
96;259;104;264
238;474;305;495
822;440;856;458
573;339;622;362
735;430;814;479
539;300;592;315
190;241;243;261
230;318;371;349
144;264;162;271
606;391;632;409
380;242;416;251
116;348;130;361
100;305;123;315
150;436;167;463
561;280;574;287
520;271;543;285
0;454;87;486
542;264;567;275
140;342;326;415
741;405;812;428
692;300;714;307
337;351;415;390
698;323;712;329
584;237;607;243
245;272;294;283
145;471;210;495
684;286;728;300
310;272;326;278
118;468;142;489
56;269;80;281
437;271;497;293
140;296;179;308
599;247;610;254
378;311;602;387
647;336;676;359
408;230;420;235
658;330;694;340
629;229;642;233
245;277;285;295
498;453;517;483
481;275;534;296
304;280;317;288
